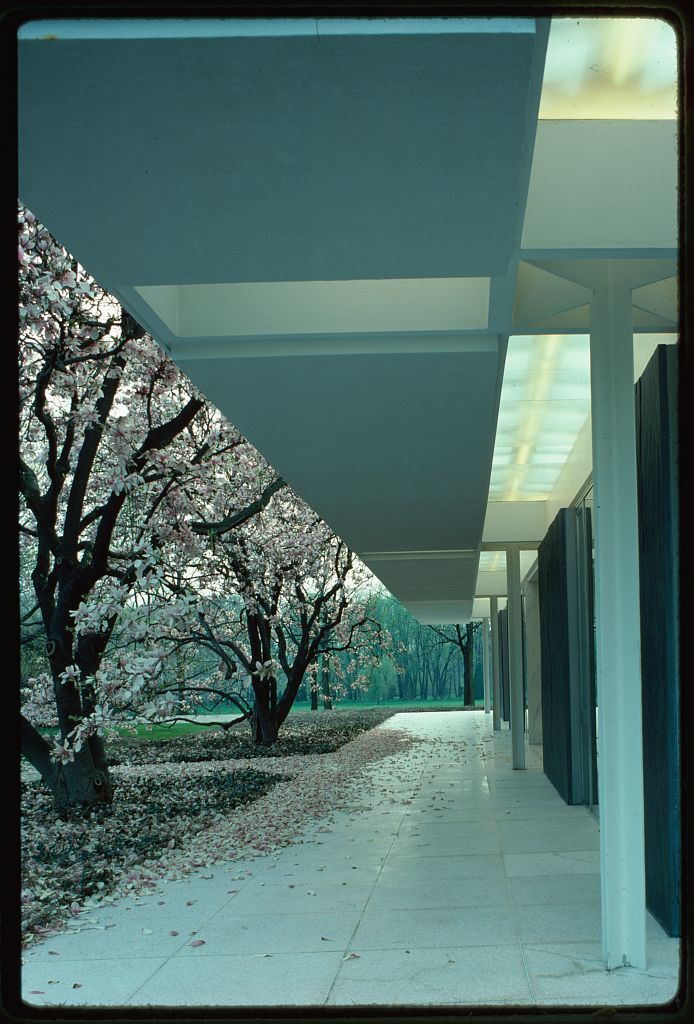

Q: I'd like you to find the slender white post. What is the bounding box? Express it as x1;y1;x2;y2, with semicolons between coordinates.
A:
490;596;501;731
590;274;646;970
506;544;525;769
482;617;491;713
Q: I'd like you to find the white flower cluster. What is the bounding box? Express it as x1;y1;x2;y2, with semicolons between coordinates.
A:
21;673;59;728
71;583;129;635
253;659;278;680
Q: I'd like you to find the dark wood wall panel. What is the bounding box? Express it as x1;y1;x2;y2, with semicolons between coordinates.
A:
636;344;680;938
538;512;572;802
498;608;510;722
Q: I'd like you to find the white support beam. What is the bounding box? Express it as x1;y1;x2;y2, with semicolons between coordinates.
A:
490;596;501;731
506;544;525;769
590;276;647;970
482;617;491;714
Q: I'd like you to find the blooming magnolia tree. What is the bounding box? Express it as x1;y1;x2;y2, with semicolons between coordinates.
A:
154;480;382;744
18;206;282;811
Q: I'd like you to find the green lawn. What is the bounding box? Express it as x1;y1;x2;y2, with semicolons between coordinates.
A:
34;697;484;746
290;697;484;712
37;721;213;742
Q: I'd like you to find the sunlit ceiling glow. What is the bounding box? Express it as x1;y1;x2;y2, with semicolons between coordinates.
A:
490;333;678;504
478;551;538;575
490;334;591;501
539;17;677;119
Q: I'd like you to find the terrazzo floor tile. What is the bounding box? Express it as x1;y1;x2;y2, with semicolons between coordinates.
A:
226;878;376;917
488;804;597;821
497;812;598;833
350;904;519;950
22;956;168;1007
172;908;362;955
260;860;386;884
497;828;600;854
326;944;533;1006
509;871;602;906
378;853;507;884
365;876;513;912
396;818;499;839
523;939;681;981
503;850;600;876
127;950;345;1006
522;942;681;1005
19;711;679;1009
19;891;225;962
515;901;604;944
389;830;501;857
404;806;498;822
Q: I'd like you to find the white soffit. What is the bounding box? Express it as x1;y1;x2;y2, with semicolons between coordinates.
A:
135;278;491;338
632;276;678;324
512;262;677;332
478;548;537;574
407;600;474;626
472;598;491;618
175;345;502;556
539;17;677;120
19;17;541;286
633;333;678;378
512;262;591;328
18;16;548;625
475;551;538;599
476;572;517;598
482;501;547;545
522;120;677;251
360;550;480;606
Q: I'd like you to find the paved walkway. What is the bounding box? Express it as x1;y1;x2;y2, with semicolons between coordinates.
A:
21;711;679;1009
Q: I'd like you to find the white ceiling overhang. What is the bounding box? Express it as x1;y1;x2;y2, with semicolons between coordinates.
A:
18;16;550;624
18;16;678;623
19;17;544;287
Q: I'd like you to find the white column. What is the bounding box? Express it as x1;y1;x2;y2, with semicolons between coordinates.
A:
482;616;491;713
506;544;525;769
590;276;646;970
490;596;501;731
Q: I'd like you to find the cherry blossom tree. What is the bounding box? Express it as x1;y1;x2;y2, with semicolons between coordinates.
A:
18;205;282;811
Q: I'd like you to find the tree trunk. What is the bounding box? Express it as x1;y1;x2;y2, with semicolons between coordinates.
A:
251;676;279;745
321;655;333;710
22;610;116;814
21;715;113;816
463;622;475;706
53;748;113;816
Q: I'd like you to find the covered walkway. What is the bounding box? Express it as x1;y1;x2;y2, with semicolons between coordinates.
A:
21;711;679;1009
18;16;681;972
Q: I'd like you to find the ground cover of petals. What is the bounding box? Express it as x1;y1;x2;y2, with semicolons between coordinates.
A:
21;709;422;948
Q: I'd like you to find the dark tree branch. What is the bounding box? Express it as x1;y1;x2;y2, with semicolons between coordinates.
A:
62;353;126;550
190;475;286;538
21;714;59;788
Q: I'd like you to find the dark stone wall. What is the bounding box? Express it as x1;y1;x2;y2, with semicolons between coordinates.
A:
636;344;680;937
538;510;575;804
498;607;510;722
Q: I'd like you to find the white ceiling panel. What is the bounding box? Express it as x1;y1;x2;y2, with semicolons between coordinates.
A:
175;346;502;556
19;19;541;287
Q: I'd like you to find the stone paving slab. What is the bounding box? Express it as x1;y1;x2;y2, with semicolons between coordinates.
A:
21;711;680;1009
